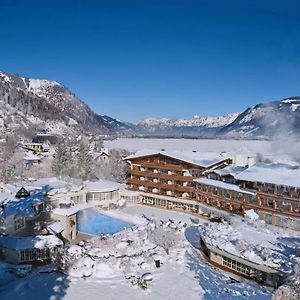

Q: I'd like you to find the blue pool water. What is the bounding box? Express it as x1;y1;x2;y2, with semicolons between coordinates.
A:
77;208;132;236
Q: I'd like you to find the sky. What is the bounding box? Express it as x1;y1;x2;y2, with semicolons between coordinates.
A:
0;0;300;122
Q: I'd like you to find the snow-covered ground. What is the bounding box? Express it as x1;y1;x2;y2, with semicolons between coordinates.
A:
104;138;300;162
0;205;275;300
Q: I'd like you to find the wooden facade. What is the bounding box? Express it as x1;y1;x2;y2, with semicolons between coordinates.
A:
126;153;230;200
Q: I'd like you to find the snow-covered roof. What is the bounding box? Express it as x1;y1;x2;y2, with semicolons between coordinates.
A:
85;180;120;193
0;235;63;250
52;203;89;217
199;222;295;273
125;150;230;168
0;187;47;218
213;165;247;177
235;163;300;188
47;221;64;234
24;152;41;161
194;177;254;195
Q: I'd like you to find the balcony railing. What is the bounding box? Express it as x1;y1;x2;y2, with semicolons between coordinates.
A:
128;169;195;182
128;178;194;193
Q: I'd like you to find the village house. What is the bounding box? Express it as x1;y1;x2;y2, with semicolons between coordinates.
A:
92;149;111;163
22;142;49;154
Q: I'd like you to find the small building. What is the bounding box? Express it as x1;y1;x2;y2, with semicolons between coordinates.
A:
22;143;46;154
0;187;48;236
200;237;283;287
24;153;41;167
93;149;111;163
51;203;79;242
85;180;120;208
0;235;63;264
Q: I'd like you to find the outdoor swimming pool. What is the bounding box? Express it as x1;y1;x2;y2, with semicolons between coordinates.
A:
77;208;132;236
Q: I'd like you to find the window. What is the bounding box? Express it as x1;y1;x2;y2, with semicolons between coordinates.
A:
20;248;52;262
14;218;25;231
223;256;251;276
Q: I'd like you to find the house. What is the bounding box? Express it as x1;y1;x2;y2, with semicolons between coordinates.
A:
22;143;45;154
0;235;63;264
0;187;49;236
93;149;111;163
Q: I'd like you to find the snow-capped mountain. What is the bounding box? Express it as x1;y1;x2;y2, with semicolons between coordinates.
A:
136;113;239;137
138;114;238;128
0;72;133;140
221;97;300;138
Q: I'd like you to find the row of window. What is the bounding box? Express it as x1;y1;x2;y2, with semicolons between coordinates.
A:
20;248;51;261
222;256;251;276
86;191;119;201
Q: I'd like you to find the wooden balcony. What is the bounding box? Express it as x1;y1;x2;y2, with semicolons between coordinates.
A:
128;169;195;182
127;178;194;193
258;191;300;203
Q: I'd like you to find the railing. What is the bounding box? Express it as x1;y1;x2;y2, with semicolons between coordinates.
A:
128;169;195;182
127;178;194;192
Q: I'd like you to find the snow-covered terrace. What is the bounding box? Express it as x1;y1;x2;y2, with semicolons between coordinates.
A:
125;149;231;168
235;162;300;188
212;165;247;177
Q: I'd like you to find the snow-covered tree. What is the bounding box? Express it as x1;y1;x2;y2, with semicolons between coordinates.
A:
93;149;129;183
52;246;73;272
147;223;180;255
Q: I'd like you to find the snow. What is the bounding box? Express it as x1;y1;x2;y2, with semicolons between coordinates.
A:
52;203;89;217
213;165;247;176
0;235;63;250
47;222;64;234
84;180;120;192
137;113;239;128
0;204;276;299
244;209;259;221
104;138;278;157
235;162;300;188
198;220;299;273
0;187;47;219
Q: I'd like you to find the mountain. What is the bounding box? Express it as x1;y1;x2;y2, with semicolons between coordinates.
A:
0;72;133;141
221;97;300;139
135;113;239;137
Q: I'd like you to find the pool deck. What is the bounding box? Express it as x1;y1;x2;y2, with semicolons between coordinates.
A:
71;232;95;245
